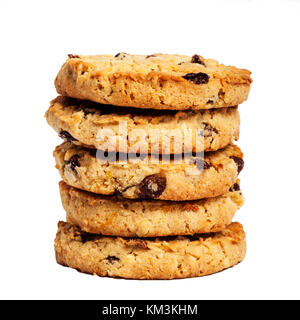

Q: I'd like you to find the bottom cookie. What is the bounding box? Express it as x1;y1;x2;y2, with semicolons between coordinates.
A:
55;221;246;279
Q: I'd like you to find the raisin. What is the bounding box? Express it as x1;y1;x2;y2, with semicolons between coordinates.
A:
126;239;149;250
199;123;218;137
230;183;240;192
145;54;156;59
105;256;120;264
193;158;212;170
230;156;244;174
58;130;77;142
135;239;149;249
191;54;206;66
137;174;166;199
205;123;218;135
114;52;128;59
182;72;209;84
218;89;225;98
68;54;80;59
203;161;212;170
65;154;80;171
206;100;214;104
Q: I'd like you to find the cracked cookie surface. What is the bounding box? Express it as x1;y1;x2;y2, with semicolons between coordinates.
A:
60;180;244;237
55;221;246;279
53;142;243;201
46;96;240;154
55;53;252;110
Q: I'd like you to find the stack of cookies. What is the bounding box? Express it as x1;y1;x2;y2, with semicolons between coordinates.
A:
45;53;252;279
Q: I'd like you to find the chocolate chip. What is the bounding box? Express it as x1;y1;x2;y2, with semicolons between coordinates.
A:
199;123;219;137
105;256;120;264
68;54;80;59
126;239;149;250
193;158;212;170
58;130;77;142
137;174;166;199
145;54;156;59
230;156;244;174
229;183;240;192
182;72;209;84
206;100;214;104
191;54;205;66
65;154;80;171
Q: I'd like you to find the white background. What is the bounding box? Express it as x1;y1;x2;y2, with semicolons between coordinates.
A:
1;0;299;300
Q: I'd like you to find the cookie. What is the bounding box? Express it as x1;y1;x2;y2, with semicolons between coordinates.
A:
53;142;243;201
55;53;252;111
60;180;244;237
55;221;246;279
46;96;240;154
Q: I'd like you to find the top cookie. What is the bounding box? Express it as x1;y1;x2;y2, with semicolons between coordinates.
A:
55;53;252;110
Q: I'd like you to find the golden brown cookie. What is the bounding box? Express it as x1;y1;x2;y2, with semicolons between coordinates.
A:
53;142;244;201
55;221;246;280
45;96;240;154
59;181;244;237
55;53;252;110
